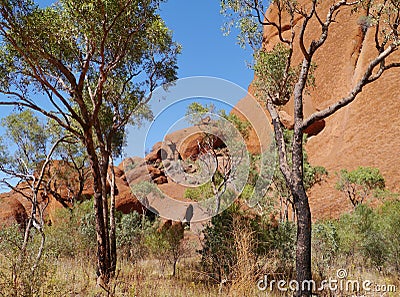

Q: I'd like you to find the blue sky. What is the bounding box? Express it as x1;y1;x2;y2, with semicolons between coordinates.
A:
159;0;253;87
124;0;255;157
0;0;256;189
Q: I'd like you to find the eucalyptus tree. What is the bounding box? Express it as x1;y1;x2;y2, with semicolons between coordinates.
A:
221;0;400;295
0;110;67;277
0;0;179;284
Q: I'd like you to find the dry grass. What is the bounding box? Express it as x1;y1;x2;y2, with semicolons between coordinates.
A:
39;254;219;297
1;244;398;296
227;217;259;297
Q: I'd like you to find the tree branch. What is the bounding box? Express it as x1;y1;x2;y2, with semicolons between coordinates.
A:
302;43;399;129
265;99;292;184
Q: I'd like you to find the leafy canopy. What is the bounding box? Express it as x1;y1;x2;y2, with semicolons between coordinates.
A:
336;166;385;207
0;110;50;175
0;0;180;141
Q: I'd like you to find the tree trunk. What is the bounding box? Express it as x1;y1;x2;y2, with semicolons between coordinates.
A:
172;259;177;277
100;159;111;276
293;185;312;297
108;156;117;275
84;132;110;285
292;57;312;297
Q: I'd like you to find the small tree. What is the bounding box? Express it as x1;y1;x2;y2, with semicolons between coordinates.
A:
184;102;250;216
0;110;67;280
336;166;385;207
145;221;185;277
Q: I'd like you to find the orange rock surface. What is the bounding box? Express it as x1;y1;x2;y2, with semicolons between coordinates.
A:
240;1;400;220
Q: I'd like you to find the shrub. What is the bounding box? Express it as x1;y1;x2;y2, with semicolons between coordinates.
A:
376;200;400;273
145;220;186;276
336;166;385;207
116;211;153;262
200;203;295;284
332;202;397;271
312;221;339;279
0;225;61;296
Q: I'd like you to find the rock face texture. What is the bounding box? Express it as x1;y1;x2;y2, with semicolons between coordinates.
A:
0;193;28;228
0;162;147;227
238;1;400;219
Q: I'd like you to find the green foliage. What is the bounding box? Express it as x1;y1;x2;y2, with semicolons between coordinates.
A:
270;221;296;265
378;200;400;273
336;166;385;207
185;102;250;139
0;110;88;204
200;204;239;282
145;220;185;276
0;110;49;174
45;211;82;258
219;110;250;140
252;43;316;106
79;211;97;249
0;225;60;296
0;0;180;94
184;182;214;202
312;200;400;273
253;44;297;105
304;164;328;191
131;181;165;201
184;170;225;202
312;221;339;278
220;0;264;49
238;183;255;201
200;204;296;282
336;204;387;269
185;102;216;126
116;211;153;261
0;0;181;228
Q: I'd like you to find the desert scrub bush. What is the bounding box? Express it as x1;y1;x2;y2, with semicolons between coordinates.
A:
145;220;186;276
45;206;94;258
267;220;296;276
0;224;65;296
336;166;385;207
374;199;400;273
312;221;339;280
50;198;156;262
184;181;214;202
76;199;98;252
315;199;400;274
200;204;239;283
200;203;296;287
336;204;387;270
116;211;153;262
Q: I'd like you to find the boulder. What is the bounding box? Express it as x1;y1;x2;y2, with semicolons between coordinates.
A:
153;176;168;185
0;194;27;229
124;157;152;185
115;189;145;215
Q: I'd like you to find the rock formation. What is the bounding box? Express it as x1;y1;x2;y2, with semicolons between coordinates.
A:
237;1;400;219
